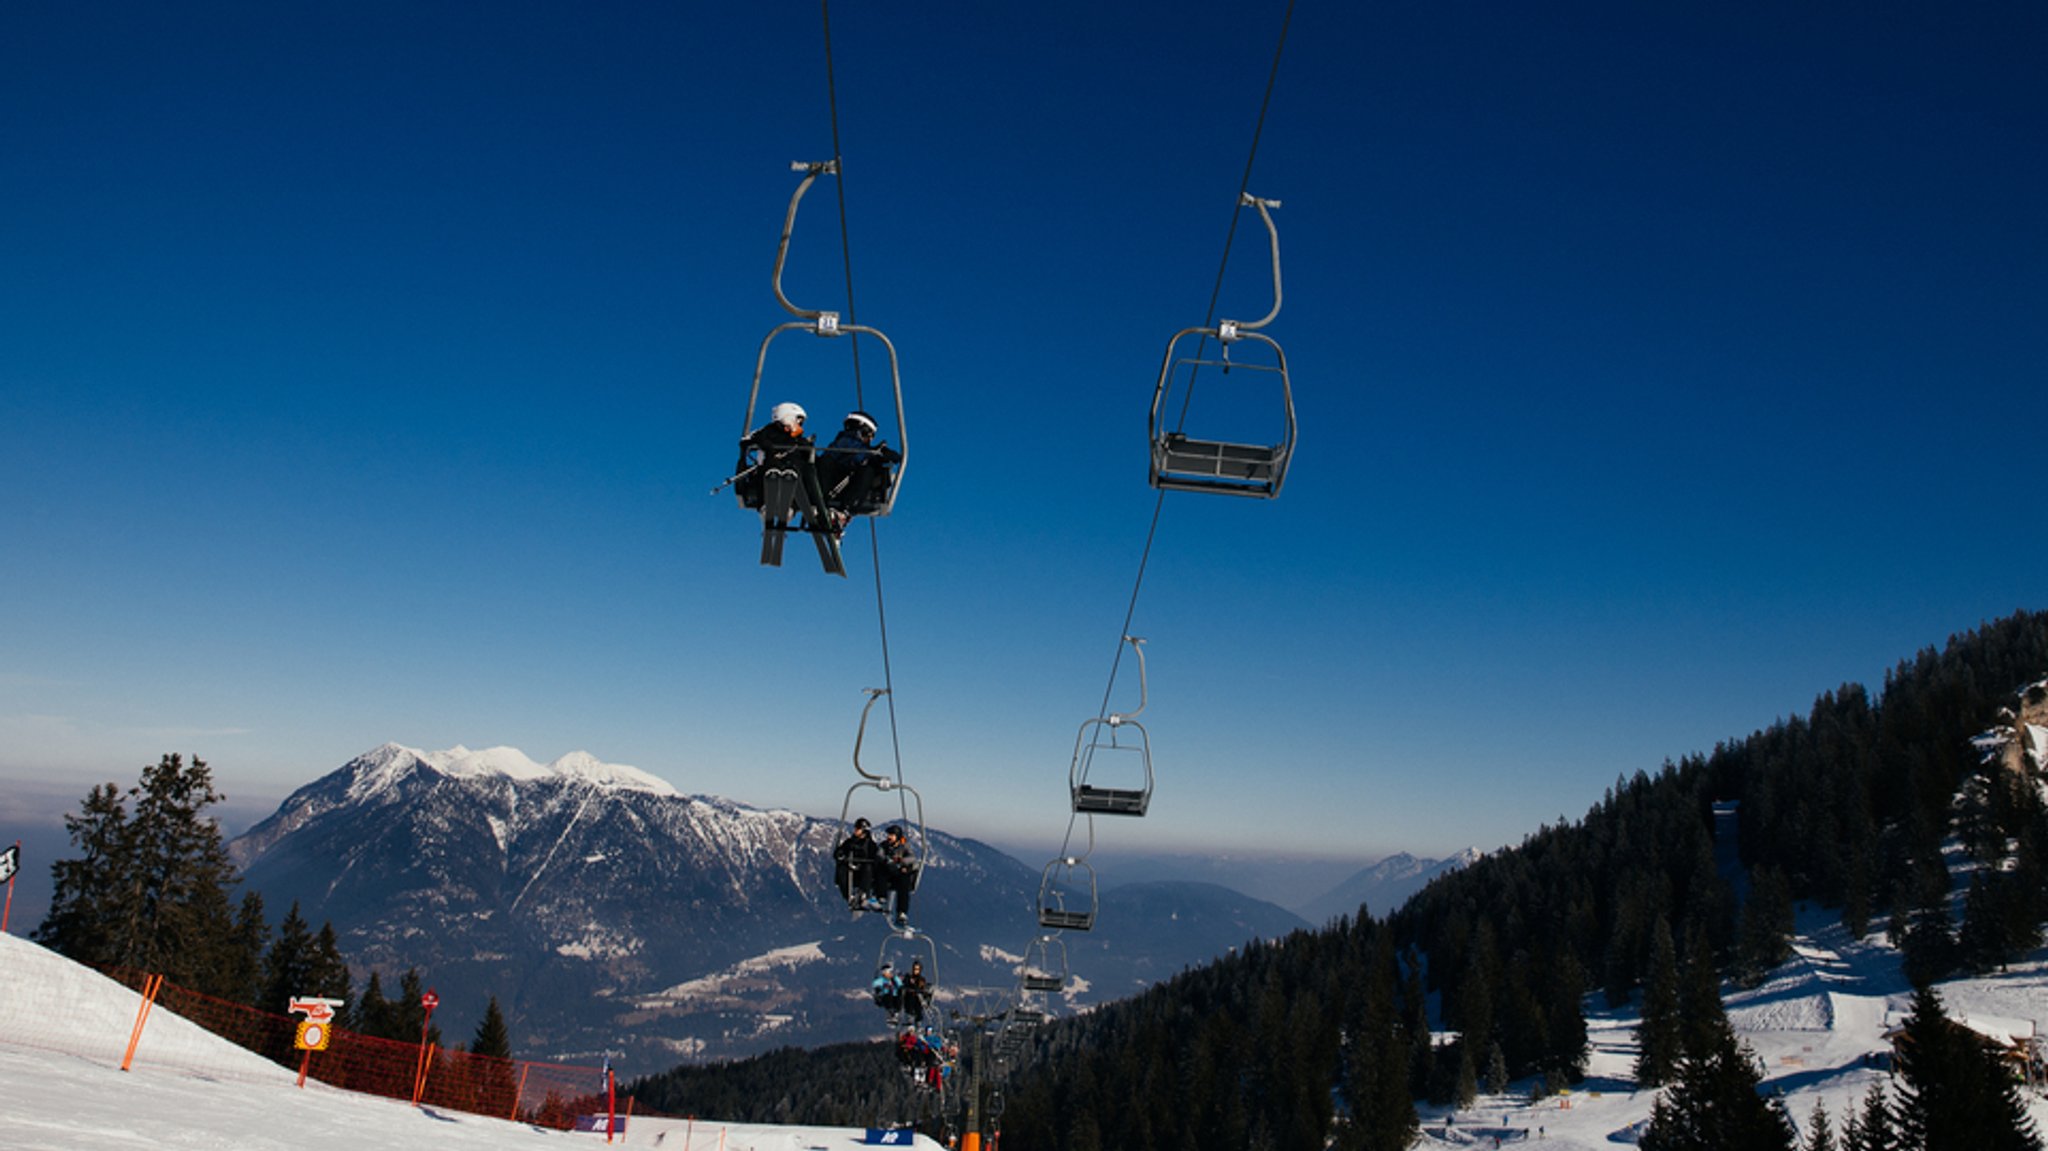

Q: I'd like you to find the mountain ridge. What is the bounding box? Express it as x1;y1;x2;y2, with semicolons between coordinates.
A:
228;743;1309;1064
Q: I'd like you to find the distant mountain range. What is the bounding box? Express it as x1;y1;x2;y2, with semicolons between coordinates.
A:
1295;849;1483;926
226;744;1310;1067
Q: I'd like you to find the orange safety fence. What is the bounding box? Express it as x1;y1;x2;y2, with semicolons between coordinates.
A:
92;968;616;1130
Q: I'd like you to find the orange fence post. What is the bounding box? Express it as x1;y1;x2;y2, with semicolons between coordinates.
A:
411;988;440;1106
509;1063;530;1122
411;1043;433;1106
119;973;164;1071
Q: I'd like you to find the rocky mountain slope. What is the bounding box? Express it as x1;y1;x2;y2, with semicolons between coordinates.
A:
228;743;1307;1065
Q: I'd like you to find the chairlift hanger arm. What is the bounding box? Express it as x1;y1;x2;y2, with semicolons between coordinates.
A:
852;687;890;782
1225;193;1284;335
1108;635;1147;724
771;160;840;320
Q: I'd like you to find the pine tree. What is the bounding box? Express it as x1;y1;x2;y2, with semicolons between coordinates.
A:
219;891;270;1008
1891;984;2041;1151
1841;849;1874;941
1735;865;1795;987
123;754;242;992
34;756;242;995
1899;860;1957;988
1335;931;1418;1151
1638;1024;1795;1151
1635;917;1683;1087
1484;1042;1509;1096
1957;872;2008;973
469;996;512;1059
466;994;520;1118
1641;919;1796;1151
1401;949;1433;1099
34;782;132;964
1847;1081;1897;1151
1541;946;1590;1087
1453;1041;1478;1106
394;968;444;1048
260;901;316;1015
1675;927;1725;1059
356;971;398;1040
1809;1099;1837;1151
306;922;352;1009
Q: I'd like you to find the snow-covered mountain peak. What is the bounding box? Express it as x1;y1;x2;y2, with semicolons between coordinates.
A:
340;742;433;803
434;745;547;780
540;750;679;796
339;742;680;797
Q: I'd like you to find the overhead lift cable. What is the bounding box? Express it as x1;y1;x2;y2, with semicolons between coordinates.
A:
817;1;955;1126
1026;0;1299;1005
818;0;914;814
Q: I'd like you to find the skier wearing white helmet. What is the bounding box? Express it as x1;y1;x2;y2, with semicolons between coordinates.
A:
739;400;835;532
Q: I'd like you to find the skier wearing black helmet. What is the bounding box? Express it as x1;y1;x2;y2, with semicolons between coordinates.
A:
817;409;901;518
833;817;885;911
879;824;917;927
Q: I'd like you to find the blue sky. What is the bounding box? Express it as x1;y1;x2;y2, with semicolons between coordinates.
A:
3;1;2044;875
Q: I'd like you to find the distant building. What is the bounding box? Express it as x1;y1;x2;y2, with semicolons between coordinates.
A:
1882;1011;2038;1083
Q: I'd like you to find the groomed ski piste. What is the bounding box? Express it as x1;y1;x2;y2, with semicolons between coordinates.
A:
9;908;2048;1149
0;931;943;1151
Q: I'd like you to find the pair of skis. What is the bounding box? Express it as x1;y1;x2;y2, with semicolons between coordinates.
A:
756;464;846;576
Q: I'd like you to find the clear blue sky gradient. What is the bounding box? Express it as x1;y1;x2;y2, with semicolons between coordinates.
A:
3;2;2044;866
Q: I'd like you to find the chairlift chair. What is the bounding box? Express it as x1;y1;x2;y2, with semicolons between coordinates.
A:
1070;718;1153;816
1017;934;1069;995
734;162;909;513
1036;856;1098;932
1071;635;1154;817
875;929;940;1031
836;782;926;896
1148;194;1294;498
831;690;927;914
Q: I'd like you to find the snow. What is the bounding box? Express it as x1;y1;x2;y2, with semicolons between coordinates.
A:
1415;904;2048;1148
342;743;681;806
635;943;831;1010
0;931;941;1150
14;898;2048;1149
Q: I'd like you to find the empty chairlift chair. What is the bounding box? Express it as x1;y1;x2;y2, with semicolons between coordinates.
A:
1017;933;1069;994
1070;636;1154;817
1036;855;1099;932
1149;193;1294;499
